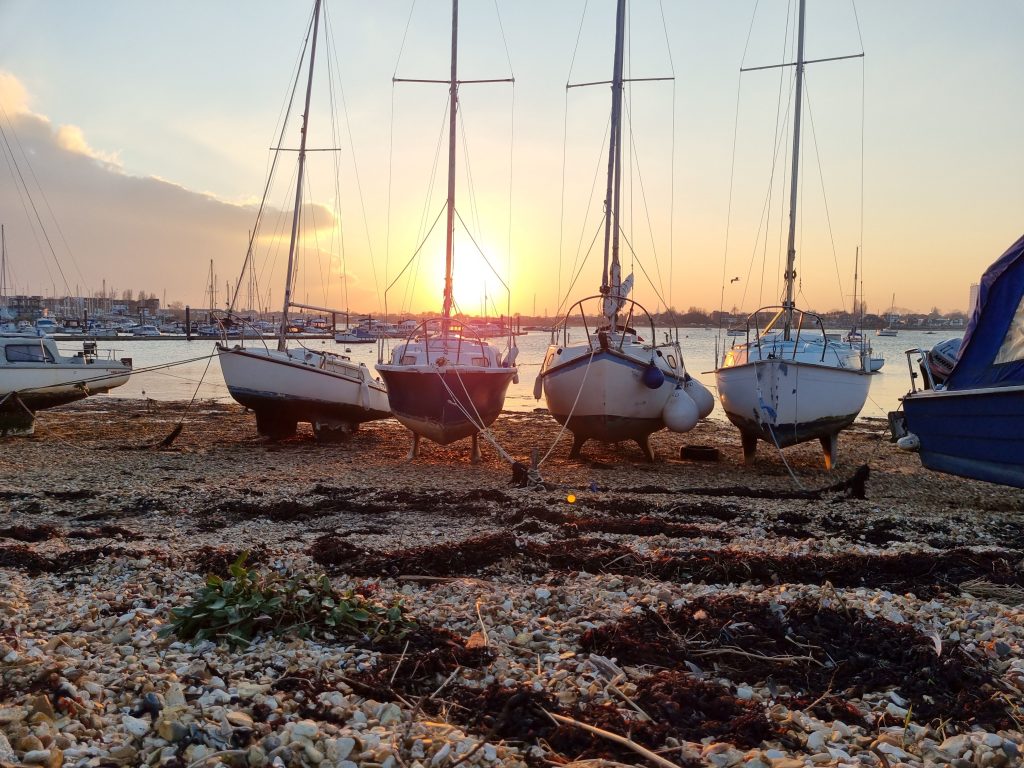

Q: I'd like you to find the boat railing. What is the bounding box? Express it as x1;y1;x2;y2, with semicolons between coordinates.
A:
739;306;832;362
904;348;937;394
214;311;273;353
394;317;496;367
558;296;658;353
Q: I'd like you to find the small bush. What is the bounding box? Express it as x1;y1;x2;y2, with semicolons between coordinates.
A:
162;553;415;647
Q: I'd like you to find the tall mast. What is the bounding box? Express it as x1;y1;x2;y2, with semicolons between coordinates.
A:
279;0;324;352
441;0;460;328
601;0;627;297
783;0;806;340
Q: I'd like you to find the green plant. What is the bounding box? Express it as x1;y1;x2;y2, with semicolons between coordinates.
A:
162;553;415;647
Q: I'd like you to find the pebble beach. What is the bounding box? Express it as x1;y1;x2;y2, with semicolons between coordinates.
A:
1;399;1022;768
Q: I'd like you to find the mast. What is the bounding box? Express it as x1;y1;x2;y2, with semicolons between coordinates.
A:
601;0;627;301
441;0;459;329
279;0;324;352
782;0;806;340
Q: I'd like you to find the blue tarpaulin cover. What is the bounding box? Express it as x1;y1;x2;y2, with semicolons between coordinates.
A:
946;233;1024;390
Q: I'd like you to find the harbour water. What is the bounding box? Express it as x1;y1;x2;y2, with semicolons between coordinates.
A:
66;328;962;424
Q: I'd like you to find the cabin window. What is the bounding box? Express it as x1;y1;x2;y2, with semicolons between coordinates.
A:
666;354;677;369
400;355;419;365
995;294;1024;364
5;344;54;363
471;357;488;367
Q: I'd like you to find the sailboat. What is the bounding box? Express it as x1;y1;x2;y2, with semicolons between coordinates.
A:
714;0;872;469
535;0;714;462
877;294;899;336
375;0;518;463
217;0;390;441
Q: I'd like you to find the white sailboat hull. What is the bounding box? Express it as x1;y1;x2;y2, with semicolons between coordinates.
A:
218;344;390;438
716;353;871;450
540;337;713;458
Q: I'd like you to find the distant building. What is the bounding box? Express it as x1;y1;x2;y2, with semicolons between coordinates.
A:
969;283;980;316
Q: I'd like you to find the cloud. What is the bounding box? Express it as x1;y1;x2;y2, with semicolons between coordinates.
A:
54;124;121;166
0;71;30;114
0;72;349;310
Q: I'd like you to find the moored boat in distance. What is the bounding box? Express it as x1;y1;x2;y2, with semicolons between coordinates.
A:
896;233;1024;488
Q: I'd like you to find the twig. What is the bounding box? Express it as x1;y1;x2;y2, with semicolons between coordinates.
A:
390;639;410;686
430;666;463;700
398;575;460;584
544;711;685;768
475;599;490;648
605;681;650;721
689;646;823;666
820;580;852;619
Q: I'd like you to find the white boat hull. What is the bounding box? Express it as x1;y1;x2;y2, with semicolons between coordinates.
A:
540;339;712;460
218;344;390;439
716;353;871;466
0;363;131;404
1;335;132;436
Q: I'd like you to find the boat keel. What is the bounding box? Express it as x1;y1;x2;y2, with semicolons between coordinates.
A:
819;433;838;470
741;431;758;465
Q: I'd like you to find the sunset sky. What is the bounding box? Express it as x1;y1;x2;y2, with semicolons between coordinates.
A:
1;1;1021;318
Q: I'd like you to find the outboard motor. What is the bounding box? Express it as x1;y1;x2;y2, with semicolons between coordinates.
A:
922;337;961;388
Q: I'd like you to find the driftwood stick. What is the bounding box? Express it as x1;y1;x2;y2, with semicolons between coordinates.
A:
545;711;685;768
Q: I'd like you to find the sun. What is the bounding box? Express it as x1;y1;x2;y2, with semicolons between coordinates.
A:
432;242;509;317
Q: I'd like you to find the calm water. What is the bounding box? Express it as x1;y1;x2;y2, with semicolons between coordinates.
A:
67;328;962;424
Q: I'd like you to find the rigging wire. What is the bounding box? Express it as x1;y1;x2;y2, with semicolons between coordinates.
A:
0;108;87;296
802;78;847;312
621;98;668;303
323;4;382;316
555;113;613;319
717;1;763;348
0;113;66;296
227;8;312;314
492;0;516;333
558;0;593;314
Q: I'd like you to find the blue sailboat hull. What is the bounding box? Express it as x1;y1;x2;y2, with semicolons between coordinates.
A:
902;385;1024;489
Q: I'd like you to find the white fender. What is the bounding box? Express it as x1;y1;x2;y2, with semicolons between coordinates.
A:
532;373;543;400
683;376;715;419
662;386;699;433
897;433;920;452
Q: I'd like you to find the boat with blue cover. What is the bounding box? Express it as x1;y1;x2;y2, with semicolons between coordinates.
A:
897;233;1024;488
